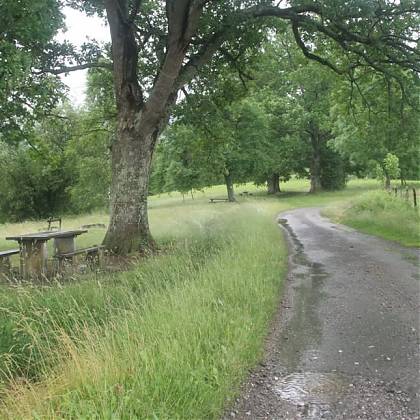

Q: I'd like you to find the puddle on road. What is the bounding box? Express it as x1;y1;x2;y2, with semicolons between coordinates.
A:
276;217;344;418
274;372;345;419
277;217;328;369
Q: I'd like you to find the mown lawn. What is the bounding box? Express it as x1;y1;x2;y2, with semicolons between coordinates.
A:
1;178;409;418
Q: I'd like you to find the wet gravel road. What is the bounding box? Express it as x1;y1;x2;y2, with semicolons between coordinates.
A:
227;208;419;419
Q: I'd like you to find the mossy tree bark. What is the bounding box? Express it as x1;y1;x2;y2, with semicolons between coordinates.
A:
308;125;323;194
224;171;236;202
267;173;281;194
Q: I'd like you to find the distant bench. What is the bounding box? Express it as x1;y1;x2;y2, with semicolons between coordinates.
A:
209;198;229;203
0;249;20;272
47;217;62;231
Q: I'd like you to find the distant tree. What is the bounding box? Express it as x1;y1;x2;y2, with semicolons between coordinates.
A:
160;125;211;197
375;153;401;189
161;93;269;202
331;72;419;186
252;35;348;193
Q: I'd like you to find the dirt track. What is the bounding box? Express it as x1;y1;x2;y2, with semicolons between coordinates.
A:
226;208;419;419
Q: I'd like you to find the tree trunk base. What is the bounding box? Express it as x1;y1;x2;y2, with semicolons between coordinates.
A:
267;173;281;194
224;172;236;202
104;227;157;256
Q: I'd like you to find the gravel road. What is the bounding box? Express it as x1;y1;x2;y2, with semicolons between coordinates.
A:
226;208;419;420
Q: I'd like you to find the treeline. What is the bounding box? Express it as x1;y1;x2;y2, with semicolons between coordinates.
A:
0;34;418;222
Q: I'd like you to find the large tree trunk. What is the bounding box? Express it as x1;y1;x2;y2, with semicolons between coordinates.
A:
309;130;322;194
103;124;155;254
224;171;236;202
309;156;322;193
267;173;281;194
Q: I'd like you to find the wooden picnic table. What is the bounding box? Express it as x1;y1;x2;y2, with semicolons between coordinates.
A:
6;230;87;278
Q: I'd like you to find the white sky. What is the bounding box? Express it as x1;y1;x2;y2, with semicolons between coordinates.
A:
55;7;110;106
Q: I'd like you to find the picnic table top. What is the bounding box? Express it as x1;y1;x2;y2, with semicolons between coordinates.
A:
6;229;88;242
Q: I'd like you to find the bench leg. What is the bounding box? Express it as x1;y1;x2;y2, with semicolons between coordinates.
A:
98;248;104;268
0;257;11;275
55;255;75;275
85;251;101;269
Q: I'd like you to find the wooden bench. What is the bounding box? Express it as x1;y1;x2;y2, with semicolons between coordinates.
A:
55;245;105;269
209;198;229;203
0;249;20;272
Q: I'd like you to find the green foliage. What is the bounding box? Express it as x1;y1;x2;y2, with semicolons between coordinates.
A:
320;146;347;191
65;116;112;212
0;0;65;142
383;153;401;181
0;143;71;222
331;73;419;181
159;124;212;194
374;153;401;187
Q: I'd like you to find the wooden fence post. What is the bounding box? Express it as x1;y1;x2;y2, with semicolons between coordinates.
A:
413;188;417;208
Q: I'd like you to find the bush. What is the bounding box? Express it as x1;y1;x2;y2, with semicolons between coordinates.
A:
0;144;72;222
320;146;347;190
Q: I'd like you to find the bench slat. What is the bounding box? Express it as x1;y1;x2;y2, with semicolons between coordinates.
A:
56;246;104;259
0;249;20;258
209;198;229;202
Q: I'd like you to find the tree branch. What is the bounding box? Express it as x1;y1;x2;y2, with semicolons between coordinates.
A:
291;22;343;74
35;62;112;75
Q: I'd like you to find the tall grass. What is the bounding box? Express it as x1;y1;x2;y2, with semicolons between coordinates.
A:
324;190;420;247
0;179;403;418
0;208;287;418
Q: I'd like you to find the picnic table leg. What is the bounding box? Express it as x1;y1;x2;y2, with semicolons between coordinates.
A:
22;241;48;279
19;242;24;277
0;256;11;275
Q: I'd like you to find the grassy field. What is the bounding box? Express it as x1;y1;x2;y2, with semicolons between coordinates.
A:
325;188;420;247
1;178;415;418
0;178;379;253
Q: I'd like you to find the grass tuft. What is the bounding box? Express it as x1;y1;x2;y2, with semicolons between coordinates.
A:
325;190;420;247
